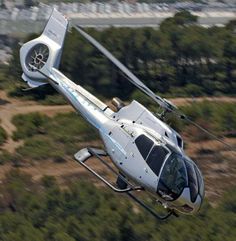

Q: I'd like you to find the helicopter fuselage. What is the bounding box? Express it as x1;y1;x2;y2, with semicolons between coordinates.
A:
47;67;202;214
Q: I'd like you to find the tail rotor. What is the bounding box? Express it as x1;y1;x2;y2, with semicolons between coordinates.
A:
19;9;68;88
26;43;49;72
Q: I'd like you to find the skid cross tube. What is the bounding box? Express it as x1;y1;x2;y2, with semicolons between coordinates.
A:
74;148;141;193
74;147;177;220
87;148;142;191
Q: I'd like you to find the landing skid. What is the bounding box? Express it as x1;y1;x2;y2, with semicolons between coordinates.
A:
74;147;178;220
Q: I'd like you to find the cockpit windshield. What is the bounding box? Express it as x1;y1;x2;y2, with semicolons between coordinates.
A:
135;134;203;203
157;153;188;201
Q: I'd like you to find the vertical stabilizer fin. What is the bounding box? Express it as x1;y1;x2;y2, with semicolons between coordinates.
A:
19;9;68;88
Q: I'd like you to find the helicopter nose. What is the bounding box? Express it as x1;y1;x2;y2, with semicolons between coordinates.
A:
182;159;205;213
176;187;203;214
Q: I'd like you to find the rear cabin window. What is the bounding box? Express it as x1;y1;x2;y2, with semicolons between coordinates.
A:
135;135;153;159
146;146;169;176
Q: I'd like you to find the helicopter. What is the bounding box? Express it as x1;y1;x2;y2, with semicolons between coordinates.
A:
19;9;232;220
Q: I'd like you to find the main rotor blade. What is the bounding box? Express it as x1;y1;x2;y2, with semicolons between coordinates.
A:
73;25;176;112
181;115;235;151
74;26;235;152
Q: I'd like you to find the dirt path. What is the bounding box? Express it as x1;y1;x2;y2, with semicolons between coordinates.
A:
169;96;236;106
0;91;73;152
0;91;235;153
0;157;110;184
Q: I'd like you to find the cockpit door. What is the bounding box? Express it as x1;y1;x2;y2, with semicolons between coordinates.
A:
123;134;160;192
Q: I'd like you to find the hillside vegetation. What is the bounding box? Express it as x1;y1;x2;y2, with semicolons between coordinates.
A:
0;100;232;165
0;125;7;146
10;112;98;163
173;101;236;138
0;170;236;241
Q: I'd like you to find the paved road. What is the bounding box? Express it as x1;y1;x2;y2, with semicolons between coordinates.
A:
0;12;235;34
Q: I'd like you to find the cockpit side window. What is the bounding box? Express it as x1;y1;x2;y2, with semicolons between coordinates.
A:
146;146;169;176
194;165;204;199
185;161;198;202
135;134;154;159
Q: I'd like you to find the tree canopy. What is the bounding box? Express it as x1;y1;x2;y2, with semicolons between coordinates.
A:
0;169;235;241
58;12;236;99
5;11;236;103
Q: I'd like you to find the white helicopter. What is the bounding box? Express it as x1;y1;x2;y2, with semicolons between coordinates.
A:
19;9;231;220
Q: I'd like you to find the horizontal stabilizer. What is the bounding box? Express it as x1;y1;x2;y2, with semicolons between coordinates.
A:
22;73;48;88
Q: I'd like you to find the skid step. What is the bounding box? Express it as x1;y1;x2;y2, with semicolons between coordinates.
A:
74;148;107;163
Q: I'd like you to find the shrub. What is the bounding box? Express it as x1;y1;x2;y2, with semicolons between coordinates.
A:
0;126;7;145
12;112;99;161
16;137;52;161
0;151;11;165
184;83;204;97
12;113;49;141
